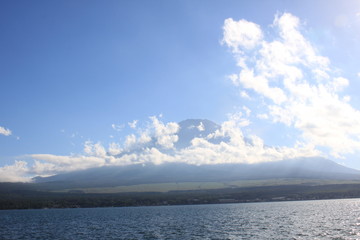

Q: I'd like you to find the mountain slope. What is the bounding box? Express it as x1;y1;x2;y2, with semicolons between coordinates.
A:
32;119;360;191
33;157;360;190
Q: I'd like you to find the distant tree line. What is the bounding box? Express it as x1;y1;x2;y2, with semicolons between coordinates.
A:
2;183;360;210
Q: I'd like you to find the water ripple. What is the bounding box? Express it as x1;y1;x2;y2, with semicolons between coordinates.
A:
2;199;360;239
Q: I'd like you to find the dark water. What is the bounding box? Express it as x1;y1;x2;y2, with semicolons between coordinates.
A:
1;199;360;239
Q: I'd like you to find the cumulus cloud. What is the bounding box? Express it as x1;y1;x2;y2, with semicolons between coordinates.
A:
128;120;138;129
0;126;12;136
108;142;122;155
222;18;263;52
149;116;179;149
84;141;107;158
124;134;137;149
232;68;287;104
121;116;179;150
0;161;29;182
223;12;360;158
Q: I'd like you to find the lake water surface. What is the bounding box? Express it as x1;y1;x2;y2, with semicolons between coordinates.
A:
1;199;360;239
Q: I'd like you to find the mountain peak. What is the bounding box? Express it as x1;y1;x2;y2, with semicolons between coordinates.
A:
175;119;220;149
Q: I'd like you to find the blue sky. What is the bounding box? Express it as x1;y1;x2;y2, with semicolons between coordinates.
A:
1;0;360;181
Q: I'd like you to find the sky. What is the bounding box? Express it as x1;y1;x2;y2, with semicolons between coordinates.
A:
1;0;360;182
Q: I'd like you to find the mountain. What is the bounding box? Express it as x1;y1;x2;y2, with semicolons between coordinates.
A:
33;157;360;190
175;119;221;148
32;119;360;191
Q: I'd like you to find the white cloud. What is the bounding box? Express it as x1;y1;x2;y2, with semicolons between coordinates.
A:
128;120;138;129
175;118;319;165
343;95;351;102
0;161;29;182
197;122;205;131
108;142;122;156
111;123;124;131
228;74;238;85
223;12;360;158
0;126;12;136
222;18;263;52
124;134;137;148
235;67;287;104
332;77;349;91
149;116;179;149
240;90;251;99
138;132;151;144
122;116;179;149
30;154;106;175
257;113;269;120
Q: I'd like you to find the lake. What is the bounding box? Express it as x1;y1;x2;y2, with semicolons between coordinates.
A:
1;199;360;239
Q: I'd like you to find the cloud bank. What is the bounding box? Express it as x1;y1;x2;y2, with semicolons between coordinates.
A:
1;114;319;182
223;13;360;158
1;12;359;182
